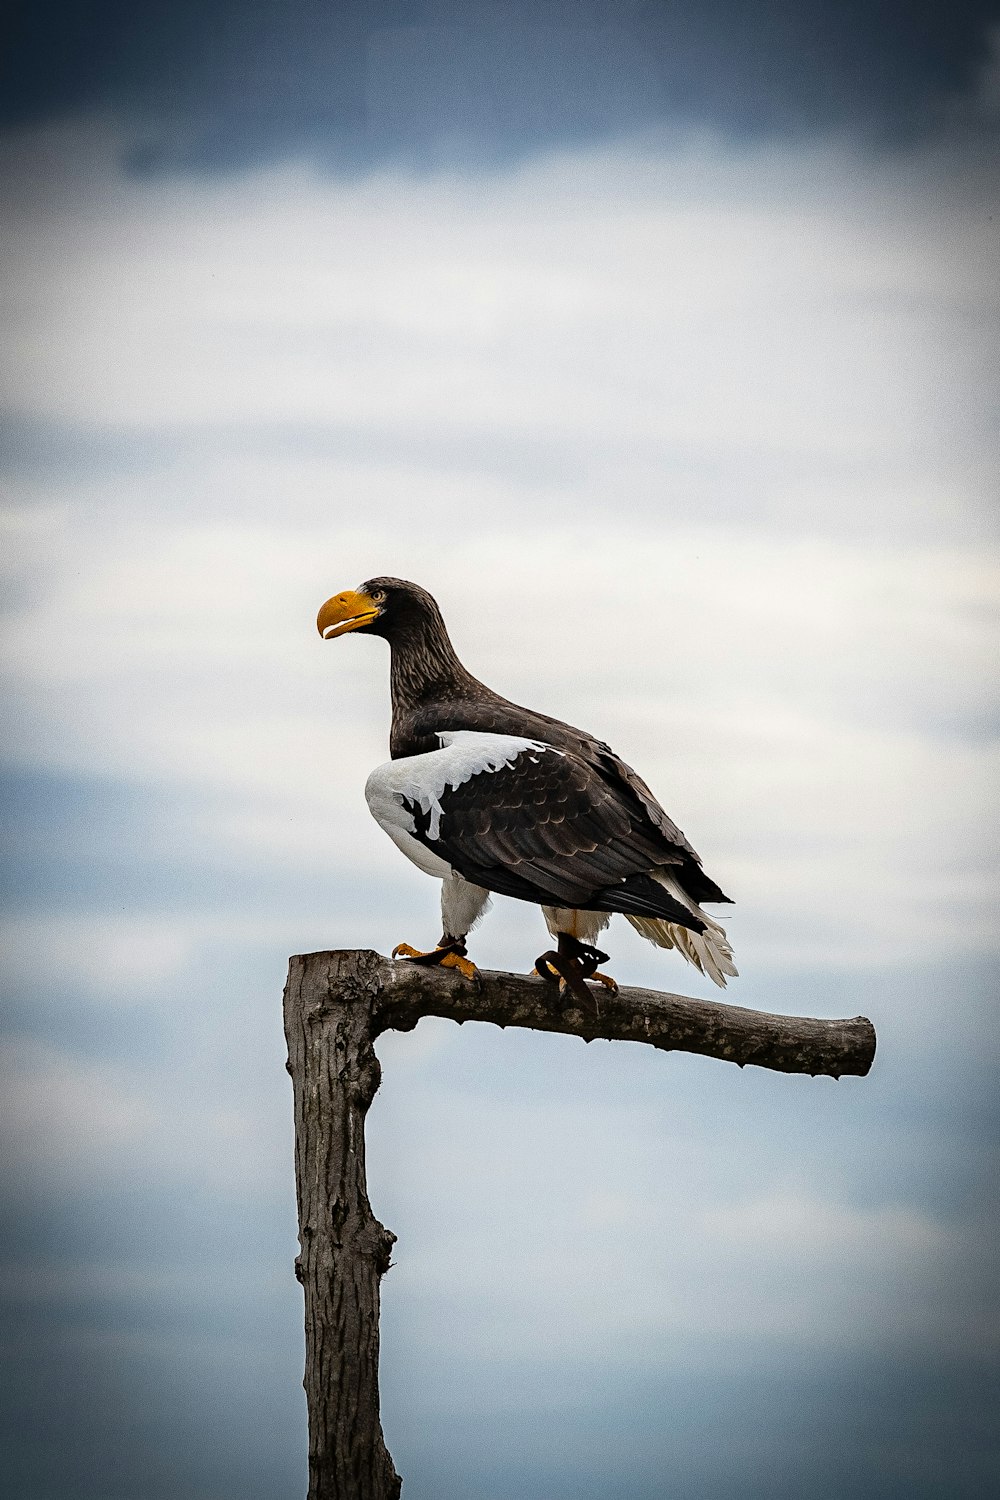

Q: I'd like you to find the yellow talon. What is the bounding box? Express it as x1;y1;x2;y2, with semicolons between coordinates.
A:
439;952;479;980
392;942;479;981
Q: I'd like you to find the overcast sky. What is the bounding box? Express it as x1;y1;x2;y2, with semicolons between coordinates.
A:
1;4;999;1498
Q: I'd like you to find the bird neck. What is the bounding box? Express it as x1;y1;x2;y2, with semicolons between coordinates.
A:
387;615;480;717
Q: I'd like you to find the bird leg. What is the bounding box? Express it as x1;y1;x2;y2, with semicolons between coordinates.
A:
533;932;619;1008
392;934;479;982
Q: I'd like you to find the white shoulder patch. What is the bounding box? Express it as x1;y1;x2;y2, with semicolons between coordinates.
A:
365;731;561;853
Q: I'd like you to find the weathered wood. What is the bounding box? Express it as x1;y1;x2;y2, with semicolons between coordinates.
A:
284;951;401;1500
284;948;876;1499
369;955;876;1078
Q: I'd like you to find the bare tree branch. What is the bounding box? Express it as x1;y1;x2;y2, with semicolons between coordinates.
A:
370;952;876;1078
283;948;876;1499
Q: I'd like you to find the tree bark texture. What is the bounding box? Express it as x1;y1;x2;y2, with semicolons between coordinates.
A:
283;948;876;1499
284;952;401;1500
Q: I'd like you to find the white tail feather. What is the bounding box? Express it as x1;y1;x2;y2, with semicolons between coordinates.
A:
626;869;738;988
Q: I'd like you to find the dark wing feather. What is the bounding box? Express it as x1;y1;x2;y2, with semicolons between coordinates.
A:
400;698;734;908
590;748;733;905
403;745;700;923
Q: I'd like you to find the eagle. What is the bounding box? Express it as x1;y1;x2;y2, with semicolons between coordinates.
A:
317;577;736;1001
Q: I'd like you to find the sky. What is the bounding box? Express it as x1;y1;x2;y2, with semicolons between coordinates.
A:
1;3;998;1497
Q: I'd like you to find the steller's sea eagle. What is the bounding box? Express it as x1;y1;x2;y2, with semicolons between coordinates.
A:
317;577;736;1001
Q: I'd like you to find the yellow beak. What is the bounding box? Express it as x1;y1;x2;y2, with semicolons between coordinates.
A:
316;589;381;640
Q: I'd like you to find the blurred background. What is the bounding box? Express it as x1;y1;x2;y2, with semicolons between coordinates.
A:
1;3;998;1496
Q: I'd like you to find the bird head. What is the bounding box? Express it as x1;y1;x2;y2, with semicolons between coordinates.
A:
316;577;441;642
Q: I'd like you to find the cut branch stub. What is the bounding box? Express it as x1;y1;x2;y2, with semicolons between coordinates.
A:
283;948;876;1500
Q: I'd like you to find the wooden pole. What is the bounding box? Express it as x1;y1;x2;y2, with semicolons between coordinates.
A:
283;948;876;1498
284;951;401;1500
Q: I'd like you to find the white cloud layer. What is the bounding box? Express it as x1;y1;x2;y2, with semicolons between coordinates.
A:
1;119;997;1493
2;516;996;969
1;115;995;1100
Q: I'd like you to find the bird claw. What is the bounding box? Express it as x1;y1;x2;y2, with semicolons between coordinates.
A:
392;941;480;983
533;949;607;1014
533;937;616;995
532;954;563;983
439;951;480;982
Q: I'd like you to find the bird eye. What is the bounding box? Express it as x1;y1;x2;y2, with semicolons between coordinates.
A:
370;589;386;605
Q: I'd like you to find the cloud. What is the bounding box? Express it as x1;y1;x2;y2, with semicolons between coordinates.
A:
3;508;995;968
0;116;997;1499
1;1038;159;1175
3;0;997;178
1;130;996;506
2;117;996;972
0;914;202;1000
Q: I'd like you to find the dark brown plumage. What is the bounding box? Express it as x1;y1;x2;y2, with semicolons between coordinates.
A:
318;576;736;988
361;576;731;912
